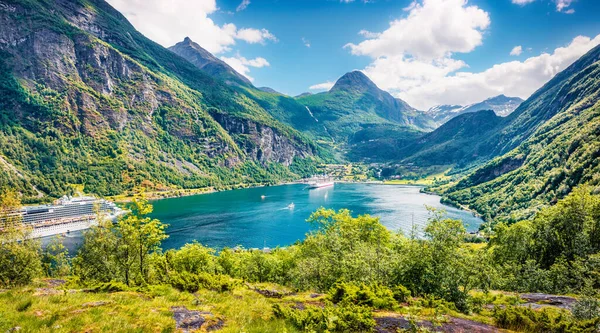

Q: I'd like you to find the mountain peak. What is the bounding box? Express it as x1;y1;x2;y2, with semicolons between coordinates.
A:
169;38;252;86
331;71;379;93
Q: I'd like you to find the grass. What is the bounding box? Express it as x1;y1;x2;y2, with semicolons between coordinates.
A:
2;278;582;333
0;280;301;333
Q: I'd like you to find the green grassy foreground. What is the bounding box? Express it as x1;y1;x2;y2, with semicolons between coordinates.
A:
0;278;546;332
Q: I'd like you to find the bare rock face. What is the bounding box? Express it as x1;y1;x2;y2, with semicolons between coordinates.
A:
210;111;312;166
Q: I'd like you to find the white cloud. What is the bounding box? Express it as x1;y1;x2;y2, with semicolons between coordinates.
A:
345;0;490;60
556;0;575;12
345;0;599;110
236;0;250;12
302;37;311;48
236;28;278;44
403;1;418;11
363;34;600;109
220;55;270;82
309;81;336;91
511;0;535;5
510;45;523;56
106;0;276;54
358;30;381;39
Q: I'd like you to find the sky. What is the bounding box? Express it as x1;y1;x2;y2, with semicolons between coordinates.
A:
106;0;600;110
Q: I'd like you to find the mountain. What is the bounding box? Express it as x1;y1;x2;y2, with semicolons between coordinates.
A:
399;110;504;166
168;37;252;87
258;87;282;94
426;95;523;125
441;44;600;222
295;71;436;145
0;0;319;201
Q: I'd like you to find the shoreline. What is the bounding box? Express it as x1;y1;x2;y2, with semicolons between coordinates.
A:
112;180;440;205
109;181;301;203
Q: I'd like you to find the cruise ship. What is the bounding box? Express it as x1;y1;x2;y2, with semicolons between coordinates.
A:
5;195;126;238
307;175;335;189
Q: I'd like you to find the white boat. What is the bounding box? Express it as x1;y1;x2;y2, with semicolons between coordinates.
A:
287;203;295;209
307;176;335;189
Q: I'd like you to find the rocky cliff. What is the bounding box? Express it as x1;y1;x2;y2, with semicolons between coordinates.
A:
0;0;317;200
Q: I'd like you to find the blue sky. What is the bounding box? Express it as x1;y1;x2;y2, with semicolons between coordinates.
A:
108;0;600;109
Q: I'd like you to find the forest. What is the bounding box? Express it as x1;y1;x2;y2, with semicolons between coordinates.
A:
1;187;600;332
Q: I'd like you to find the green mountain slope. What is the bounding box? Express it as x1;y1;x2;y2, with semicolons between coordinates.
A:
168;37;252;87
441;44;600;222
401;110;504;167
0;0;319;202
168;37;332;149
296;71;435;141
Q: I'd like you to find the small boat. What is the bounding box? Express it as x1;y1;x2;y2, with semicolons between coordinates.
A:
261;195;266;199
287;203;295;210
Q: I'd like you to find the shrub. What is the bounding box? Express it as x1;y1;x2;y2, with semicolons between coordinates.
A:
572;296;600;321
392;284;411;303
328;281;397;310
89;281;130;293
493;305;600;332
168;271;240;293
273;303;376;333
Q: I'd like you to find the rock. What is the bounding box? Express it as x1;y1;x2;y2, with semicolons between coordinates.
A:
519;293;577;310
44;279;66;288
247;285;296;298
171;306;222;332
375;315;500;333
82;301;112;308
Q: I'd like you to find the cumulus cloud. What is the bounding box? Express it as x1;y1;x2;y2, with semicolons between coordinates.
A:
345;0;490;60
511;0;535;5
346;0;598;109
106;0;276;54
364;35;600;109
220;55;270;82
309;81;336;91
236;0;250;12
236;28;278;44
510;45;523;56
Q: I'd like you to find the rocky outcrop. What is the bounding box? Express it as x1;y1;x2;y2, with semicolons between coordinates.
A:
210;111;312;166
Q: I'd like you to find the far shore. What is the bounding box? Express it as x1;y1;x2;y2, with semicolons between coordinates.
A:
109;179;440;204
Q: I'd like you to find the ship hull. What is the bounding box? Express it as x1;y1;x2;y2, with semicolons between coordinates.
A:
30;212;125;239
308;181;335;189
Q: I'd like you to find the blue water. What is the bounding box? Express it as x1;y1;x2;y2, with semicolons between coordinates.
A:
54;183;483;251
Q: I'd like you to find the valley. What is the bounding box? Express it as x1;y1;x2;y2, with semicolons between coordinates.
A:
1;0;600;332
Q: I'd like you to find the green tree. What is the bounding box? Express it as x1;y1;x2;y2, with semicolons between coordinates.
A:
291;208;395;291
0;191;42;287
74;198;167;286
41;236;70;277
114;198;168;285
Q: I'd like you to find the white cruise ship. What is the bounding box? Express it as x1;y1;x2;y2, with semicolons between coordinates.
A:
6;195;126;238
307;175;335;189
